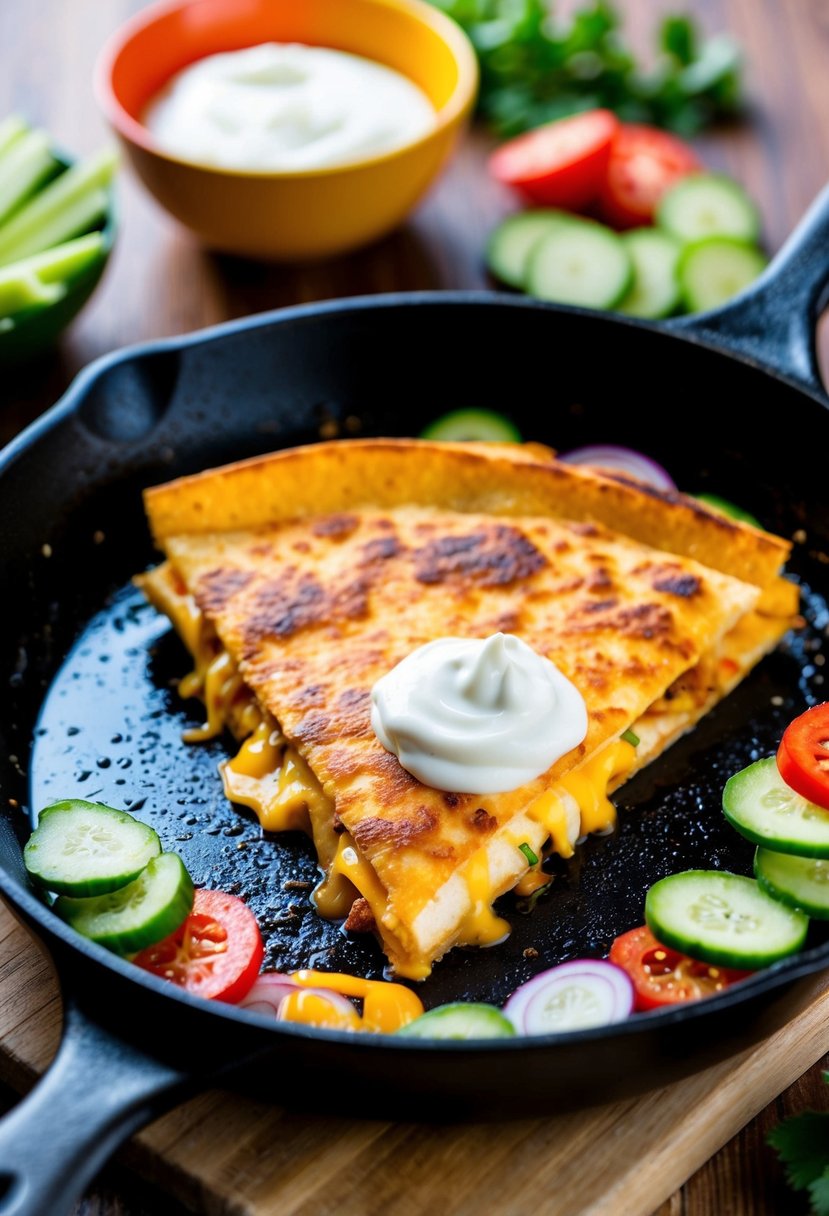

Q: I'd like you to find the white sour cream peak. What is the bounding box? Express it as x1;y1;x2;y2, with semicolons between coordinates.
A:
142;43;436;172
370;633;588;794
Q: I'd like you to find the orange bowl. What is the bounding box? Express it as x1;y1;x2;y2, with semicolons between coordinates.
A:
95;0;478;260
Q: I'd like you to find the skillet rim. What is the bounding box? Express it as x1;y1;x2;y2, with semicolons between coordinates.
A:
2;288;828;1054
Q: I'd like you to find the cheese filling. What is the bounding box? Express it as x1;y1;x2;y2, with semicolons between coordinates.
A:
136;560;789;979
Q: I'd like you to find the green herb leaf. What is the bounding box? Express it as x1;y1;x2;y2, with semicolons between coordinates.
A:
809;1170;829;1216
518;842;539;866
621;728;640;747
516;880;553;914
768;1112;829;1191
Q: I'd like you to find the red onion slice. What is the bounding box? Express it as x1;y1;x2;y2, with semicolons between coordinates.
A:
504;960;634;1034
238;972;300;1019
558;445;676;491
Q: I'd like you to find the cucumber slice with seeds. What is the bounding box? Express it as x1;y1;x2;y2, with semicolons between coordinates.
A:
25;799;161;896
657;173;761;243
678;237;767;312
420;408;521;443
527;221;632;310
645;870;808;969
396;1002;516;1039
55;852;194;955
617;228;681;319
486;210;573;289
754;847;829;919
723;757;829;858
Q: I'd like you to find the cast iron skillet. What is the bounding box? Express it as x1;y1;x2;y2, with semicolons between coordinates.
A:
1;184;829;1216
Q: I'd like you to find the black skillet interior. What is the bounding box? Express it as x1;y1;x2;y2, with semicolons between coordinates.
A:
3;292;829;1019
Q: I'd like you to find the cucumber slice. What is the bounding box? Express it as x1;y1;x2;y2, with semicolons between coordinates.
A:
420;408;521;443
25;799;161;896
486;210;572;289
657;173;761;243
754;847;829;919
678;237;767;312
694;493;762;529
723;757;829;857
527;220;633;310
55;853;194;955
617;228;681;319
0;129;58;228
645;870;808;969
396;1002;516;1039
0;116;28;163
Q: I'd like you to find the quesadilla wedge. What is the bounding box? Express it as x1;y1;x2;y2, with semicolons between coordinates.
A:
138;439;798;980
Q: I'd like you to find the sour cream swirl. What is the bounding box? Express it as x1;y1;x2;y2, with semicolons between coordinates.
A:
370;633;588;794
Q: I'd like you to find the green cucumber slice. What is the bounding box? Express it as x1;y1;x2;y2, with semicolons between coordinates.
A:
25;799;161;896
527;220;633;310
0;128;58;228
723;757;829;858
486;210;572;289
0;116;28;163
420;408;521;443
396;1002;516;1040
617;228;681;319
754;847;829;919
678;237;767;312
694;493;762;529
645;870;808;969
657;173;761;243
55;853;194;955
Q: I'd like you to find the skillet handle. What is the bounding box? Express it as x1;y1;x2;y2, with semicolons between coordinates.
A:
667;181;829;401
0;996;189;1216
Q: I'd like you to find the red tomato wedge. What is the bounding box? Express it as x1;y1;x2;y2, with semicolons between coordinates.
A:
609;925;751;1011
488;109;619;209
777;702;829;811
134;888;264;1003
598;124;702;228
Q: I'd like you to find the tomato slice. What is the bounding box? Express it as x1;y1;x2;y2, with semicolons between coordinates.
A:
777;703;829;811
134;888;264;1003
608;925;752;1011
488;109;619;209
598;124;702;228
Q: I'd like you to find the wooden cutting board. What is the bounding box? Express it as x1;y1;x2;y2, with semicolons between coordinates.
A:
0;900;827;1216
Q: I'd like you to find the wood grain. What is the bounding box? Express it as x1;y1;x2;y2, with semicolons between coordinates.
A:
1;0;829;1213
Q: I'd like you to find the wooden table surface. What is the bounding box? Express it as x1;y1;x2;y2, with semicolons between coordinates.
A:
1;0;828;1213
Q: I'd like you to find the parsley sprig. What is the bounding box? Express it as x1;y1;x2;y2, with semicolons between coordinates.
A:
768;1071;829;1215
429;0;743;137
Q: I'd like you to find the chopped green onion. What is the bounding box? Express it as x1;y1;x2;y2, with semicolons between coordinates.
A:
518;842;539;866
517;882;553;914
621;729;640;747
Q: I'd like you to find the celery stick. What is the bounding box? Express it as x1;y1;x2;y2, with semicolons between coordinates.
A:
0;115;28;162
0;187;108;266
0;233;105;318
0;147;117;263
0;129;58;226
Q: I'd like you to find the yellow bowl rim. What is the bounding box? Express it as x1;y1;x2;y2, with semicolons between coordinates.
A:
94;0;479;181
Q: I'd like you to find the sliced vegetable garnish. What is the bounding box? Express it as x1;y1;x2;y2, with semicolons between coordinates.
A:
777;704;829;813
488;110;619;209
238;972;300;1018
485;210;572;289
518;842;539;866
504;959;634;1034
133;887;263;1003
558;444;676;491
617;228;681;319
0;127;57;227
598;124;701;229
694;493;762;529
677;237;766;312
24;798;161;897
56;852;194;956
657;172;761;244
621;728;640;747
754;848;829;920
0;233;107;319
527;220;632;309
419;408;521;443
644;870;808;969
396;1002;516;1040
723;756;829;857
609;924;751;1010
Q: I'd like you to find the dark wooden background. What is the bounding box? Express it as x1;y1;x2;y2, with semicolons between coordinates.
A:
1;0;827;1212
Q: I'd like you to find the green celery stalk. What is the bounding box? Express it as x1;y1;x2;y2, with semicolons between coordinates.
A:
0;232;105;319
0;186;108;266
0;147;117;264
0;128;58;226
0;115;28;161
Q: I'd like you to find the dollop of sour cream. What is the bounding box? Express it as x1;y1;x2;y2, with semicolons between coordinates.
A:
371;634;588;794
142;42;436;172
